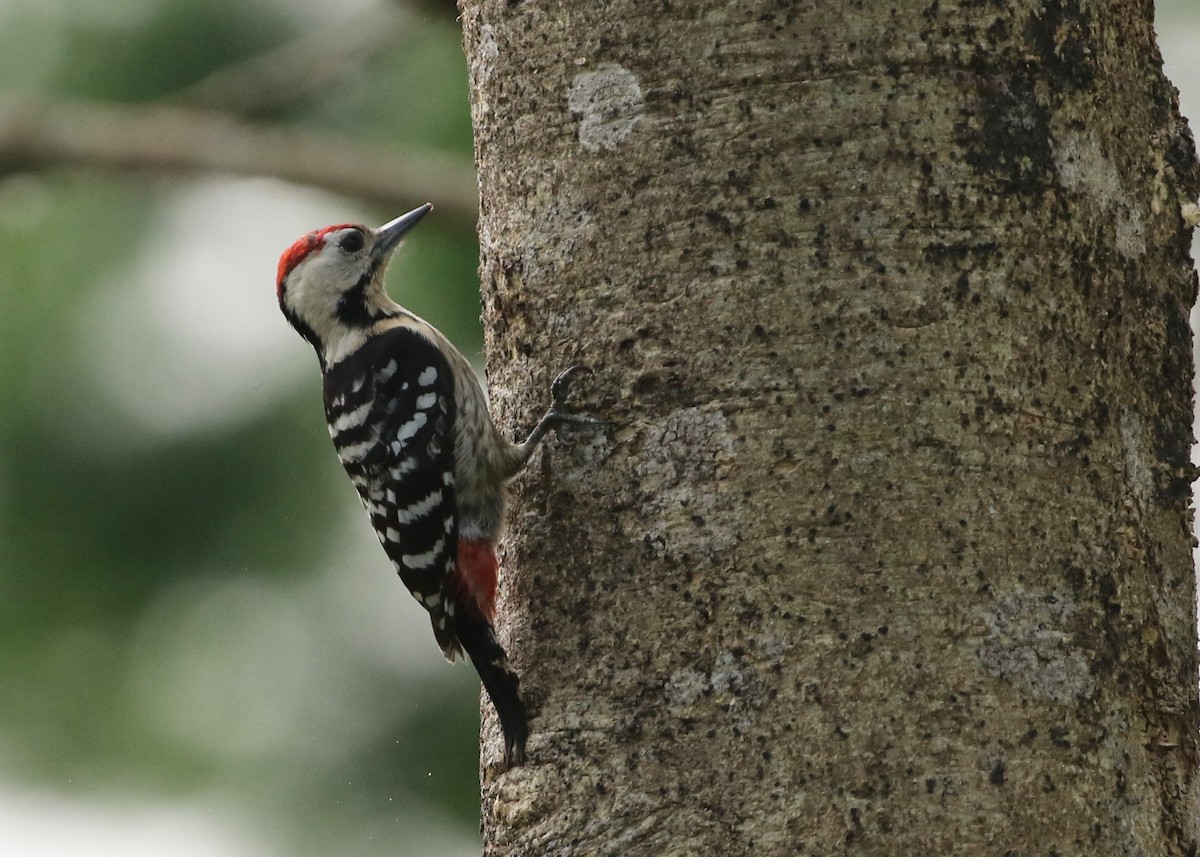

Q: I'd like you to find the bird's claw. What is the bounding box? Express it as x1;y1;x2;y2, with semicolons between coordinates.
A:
545;410;608;430
550;365;593;409
544;365;608;433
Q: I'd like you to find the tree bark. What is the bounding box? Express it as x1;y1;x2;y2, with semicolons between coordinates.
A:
460;0;1200;853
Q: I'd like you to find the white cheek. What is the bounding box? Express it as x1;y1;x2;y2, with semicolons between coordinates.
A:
291;275;333;319
289;257;349;317
284;253;379;364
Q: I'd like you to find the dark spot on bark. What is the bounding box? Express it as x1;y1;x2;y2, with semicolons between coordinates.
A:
850;633;874;658
962;73;1055;191
953;271;970;302
1164;124;1200;193
990;759;1006;786
705;209;733;234
1028;0;1095;90
1096;574;1122;620
923;240;999;265
812;222;831;268
632;372;660;396
644;223;667;251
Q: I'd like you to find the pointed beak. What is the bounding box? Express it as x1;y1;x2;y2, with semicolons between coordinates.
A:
374;203;433;258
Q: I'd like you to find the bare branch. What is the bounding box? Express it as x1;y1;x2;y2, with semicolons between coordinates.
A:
177;5;426;115
0;95;478;230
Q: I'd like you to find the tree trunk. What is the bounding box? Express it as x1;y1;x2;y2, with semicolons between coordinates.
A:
459;0;1200;853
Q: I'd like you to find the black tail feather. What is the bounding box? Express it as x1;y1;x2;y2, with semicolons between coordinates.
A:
457;614;528;766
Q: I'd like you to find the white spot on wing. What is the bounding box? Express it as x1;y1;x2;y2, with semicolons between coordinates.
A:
389;458;417;479
418;366;437;386
332;399;372;433
377;360;399;383
396;489;443;524
336;438;372;462
402;537;444;570
415;392;438;411
396;412;427;445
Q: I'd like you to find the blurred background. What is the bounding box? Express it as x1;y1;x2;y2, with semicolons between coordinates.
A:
0;1;1197;855
0;0;487;854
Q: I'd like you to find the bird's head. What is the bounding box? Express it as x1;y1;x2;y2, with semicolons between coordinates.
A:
276;203;432;367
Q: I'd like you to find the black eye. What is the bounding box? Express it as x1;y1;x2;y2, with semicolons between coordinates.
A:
338;231;365;253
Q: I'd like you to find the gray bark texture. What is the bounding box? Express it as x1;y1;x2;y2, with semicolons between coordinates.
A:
459;0;1200;853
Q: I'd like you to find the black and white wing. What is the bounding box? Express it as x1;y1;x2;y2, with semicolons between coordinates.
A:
322;325;462;658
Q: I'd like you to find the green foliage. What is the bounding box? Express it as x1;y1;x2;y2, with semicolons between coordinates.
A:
53;0;293;103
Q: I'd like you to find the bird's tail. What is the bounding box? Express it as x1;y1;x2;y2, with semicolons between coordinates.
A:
457;612;528;767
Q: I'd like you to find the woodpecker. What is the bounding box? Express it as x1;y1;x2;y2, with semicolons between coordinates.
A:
276;203;600;766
